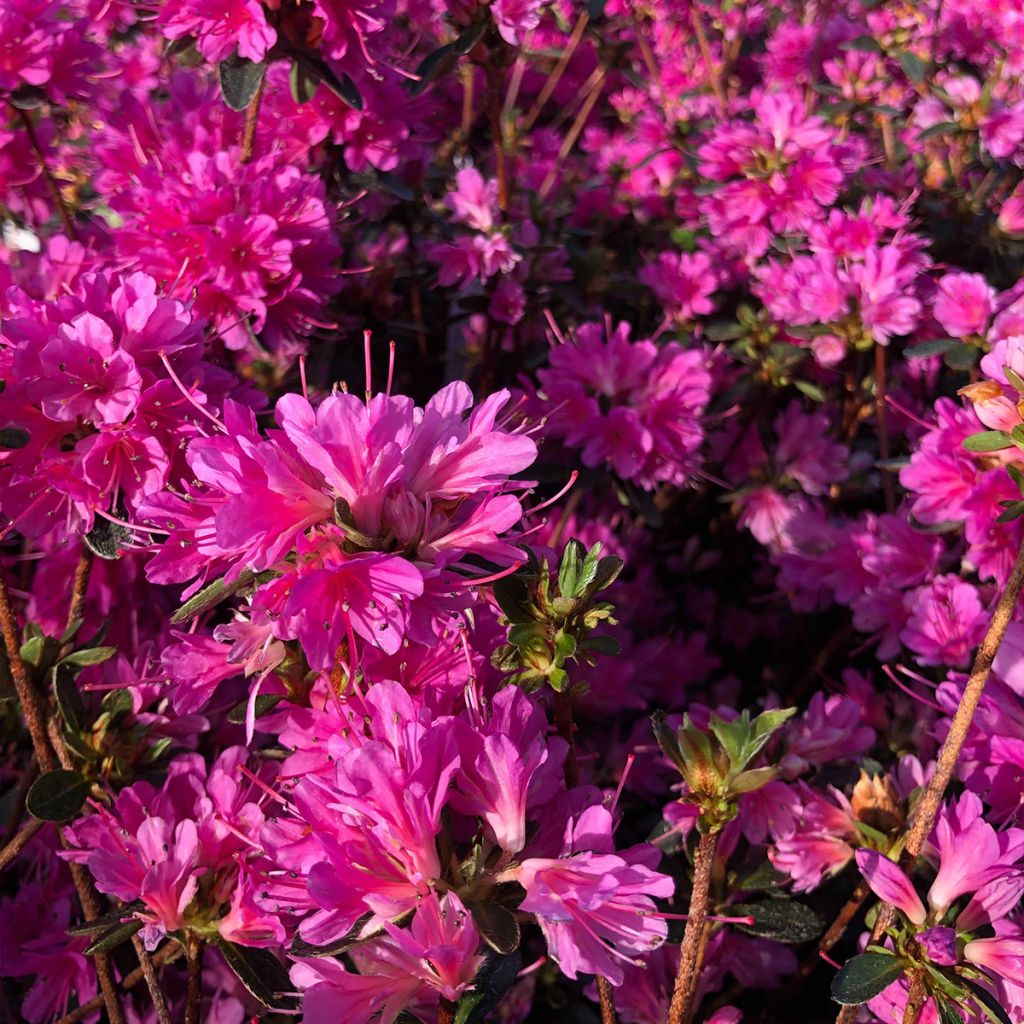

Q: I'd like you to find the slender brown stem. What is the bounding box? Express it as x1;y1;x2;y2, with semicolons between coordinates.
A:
438;996;457;1024
667;830;720;1024
65;547;93;638
845;536;1024;1022
240;77;266;164
16;106;78;239
521;12;589;132
597;975;618;1024
486;64;509;213
690;7;727;115
901;973;929;1024
874;344;895;513
55;945;184;1024
66;858;128;1024
185;933;204;1024
539;69;605;200
0;571;57;772
0;817;44;872
133;935;173;1024
1;755;38;845
552;689;580;788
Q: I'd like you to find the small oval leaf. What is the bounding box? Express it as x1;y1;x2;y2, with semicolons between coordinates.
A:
465;901;521;954
27;769;91;821
217;940;298;1010
218;54;267;111
86;918;144;955
831;951;906;1005
730;899;823;944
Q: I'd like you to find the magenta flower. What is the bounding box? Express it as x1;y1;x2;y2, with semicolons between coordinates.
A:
899;575;987;668
640;251;719;322
933;272;996;339
855;849;926;925
511;806;673;985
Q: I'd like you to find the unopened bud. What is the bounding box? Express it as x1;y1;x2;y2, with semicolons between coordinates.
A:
851;770;904;834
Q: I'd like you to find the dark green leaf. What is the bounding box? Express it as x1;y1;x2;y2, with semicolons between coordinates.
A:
26;769;91;821
996;501;1024;524
84;516;132;561
0;427;30;449
831;952;906;1005
170;569;276;624
898;50;927;84
54;667;85;733
935;996;966;1024
586;0;607;18
85;918;143;955
730;899;823;944
101;688;134;718
905;338;958;358
558;539;585;598
289;912;378;957
963;431;1012;453
465;901;520;954
454;951;522;1024
453;20;487;55
944;345;980;371
587;555;623;594
736;861;787;891
60;646;117;668
409;44;456;96
216;940;298;1010
917;121;959;142
289;59;318;104
840;35;883;52
218;53;267;111
795;380;826;402
67;900;146;935
9;86;45;110
580;634;621;657
227;693;285;724
962;979;1013;1024
1005;366;1024;394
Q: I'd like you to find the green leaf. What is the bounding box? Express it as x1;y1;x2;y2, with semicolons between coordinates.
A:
289;912;379;957
731;899;824;944
1004;366;1024;394
465;901;521;954
453;952;522;1024
899;50;927;83
905;338;958;358
53;667;85;733
557;539;585;598
0;426;29;449
996;501;1024;524
452;19;487;55
795;380;826;402
587;555;623;594
553;630;576;664
216;940;298;1010
84;516;132;560
60;646;117;668
840;35;883;52
917;121;959;142
409;44;457;97
963;431;1012;453
227;693;285;724
170;569;276;624
944;345;980;371
579;634;621;657
727;765;779;795
218;53;267;111
961;979;1013;1024
67;901;146;936
292;53;363;109
935;995;966;1024
101;688;134;718
289;59;318;104
831;952;906;1005
85;918;143;955
26;769;91;821
736;861;787;891
586;0;607;18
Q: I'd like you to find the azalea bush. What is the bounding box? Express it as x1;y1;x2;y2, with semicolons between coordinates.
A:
4;1;1024;1023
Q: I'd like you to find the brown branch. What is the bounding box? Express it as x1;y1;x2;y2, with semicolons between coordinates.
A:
538;68;605;200
55;944;184;1024
0;571;57;772
184;933;204;1024
597;976;618;1024
875;344;895;513
0;816;44;872
901;973;929;1024
486;64;509;214
841;537;1024;1023
16;106;78;239
552;689;580;788
438;996;457;1024
65;547;93;640
133;934;173;1024
667;829;720;1024
521;12;589;132
690;7;727;115
240;76;266;164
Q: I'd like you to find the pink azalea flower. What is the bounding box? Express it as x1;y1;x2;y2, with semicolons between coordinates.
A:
933;272;996;339
855;849;926;925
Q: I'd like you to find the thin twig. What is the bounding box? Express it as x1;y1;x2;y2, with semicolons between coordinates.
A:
843;538;1024;1023
133;934;173;1024
553;689;580;788
901;973;929;1024
521;13;589;132
538;68;605;200
65;547;93;641
597;976;618;1024
874;344;895;513
185;933;204;1024
690;7;727;115
240;76;266;164
0;817;44;872
487;63;509;213
0;570;57;772
16;106;78;239
55;945;184;1024
438;996;457;1024
667;830;720;1024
